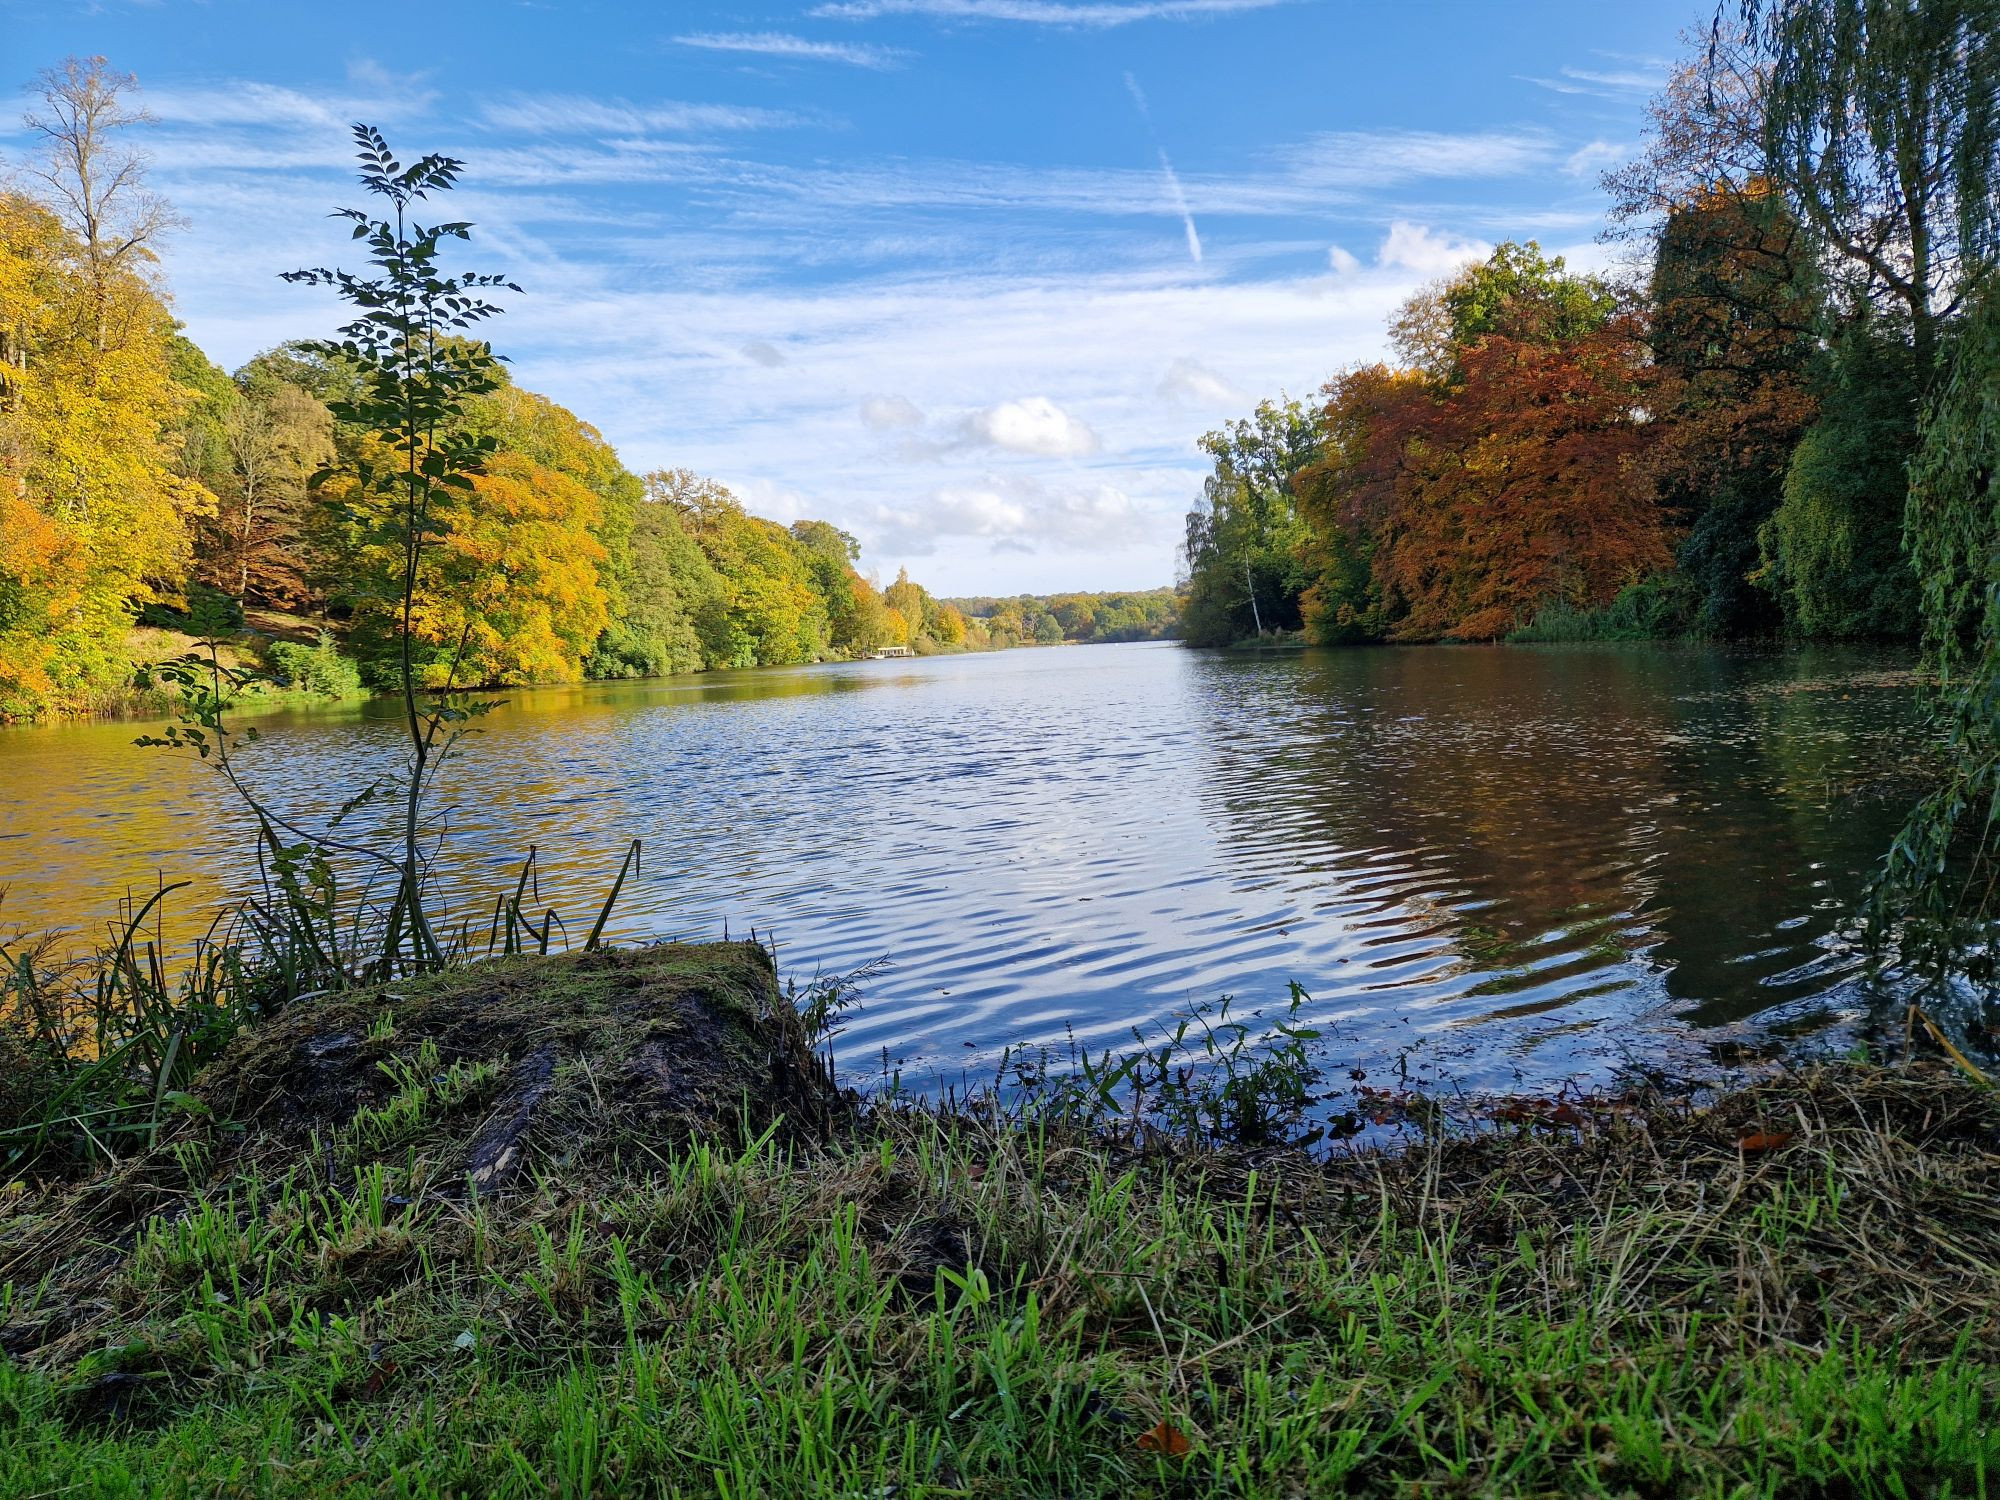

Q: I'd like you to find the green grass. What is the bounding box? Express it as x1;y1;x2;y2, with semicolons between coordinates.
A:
4;1047;1997;1497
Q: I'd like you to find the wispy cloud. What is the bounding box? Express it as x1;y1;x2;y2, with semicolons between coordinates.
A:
673;31;909;69
1158;356;1242;406
812;0;1285;25
478;96;816;136
1124;70;1202;264
1519;63;1665;99
1563;139;1624;179
861;396;927;430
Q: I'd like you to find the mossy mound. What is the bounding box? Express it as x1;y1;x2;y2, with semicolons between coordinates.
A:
198;943;838;1189
17;943;842;1250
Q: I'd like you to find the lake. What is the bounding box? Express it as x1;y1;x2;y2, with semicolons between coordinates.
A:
0;641;1930;1096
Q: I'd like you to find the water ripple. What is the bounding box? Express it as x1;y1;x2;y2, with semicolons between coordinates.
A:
0;641;1932;1093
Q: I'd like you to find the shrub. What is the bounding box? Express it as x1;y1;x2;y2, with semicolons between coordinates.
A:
265;633;363;699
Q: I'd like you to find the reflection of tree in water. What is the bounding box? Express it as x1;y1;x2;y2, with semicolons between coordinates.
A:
1187;645;1923;1046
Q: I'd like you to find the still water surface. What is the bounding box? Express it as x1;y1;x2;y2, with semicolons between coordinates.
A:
0;642;1927;1093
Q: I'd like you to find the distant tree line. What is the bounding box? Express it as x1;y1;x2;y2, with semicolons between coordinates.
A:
942;590;1180;647
0;60;999;721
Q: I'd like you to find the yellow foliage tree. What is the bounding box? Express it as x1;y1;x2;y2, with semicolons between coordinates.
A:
0;193;209;718
334;444;608;687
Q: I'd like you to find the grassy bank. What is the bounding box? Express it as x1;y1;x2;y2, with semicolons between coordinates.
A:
3;947;1996;1496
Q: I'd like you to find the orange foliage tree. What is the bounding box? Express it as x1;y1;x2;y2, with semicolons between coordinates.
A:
1374;317;1669;640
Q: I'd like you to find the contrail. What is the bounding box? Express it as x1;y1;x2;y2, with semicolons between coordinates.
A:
1123;70;1202;265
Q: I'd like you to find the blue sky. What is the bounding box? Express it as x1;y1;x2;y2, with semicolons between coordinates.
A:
3;0;1696;594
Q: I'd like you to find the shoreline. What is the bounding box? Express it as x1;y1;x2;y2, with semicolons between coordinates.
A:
3;944;1995;1495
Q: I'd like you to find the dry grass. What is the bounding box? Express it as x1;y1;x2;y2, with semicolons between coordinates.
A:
3;1034;1996;1495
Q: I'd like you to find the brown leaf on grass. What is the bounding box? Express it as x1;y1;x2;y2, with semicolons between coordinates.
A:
1137;1419;1192;1455
359;1359;398;1397
1736;1130;1794;1153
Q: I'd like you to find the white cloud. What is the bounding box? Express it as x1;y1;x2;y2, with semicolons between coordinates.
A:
1563;139;1624;179
861;396;926;429
963;397;1101;457
1326;243;1360;275
740;340;787;367
477;96;813;135
1520;63;1666;99
812;0;1285;24
673;32;910;68
1158;357;1242;406
866;476;1148;556
1377;220;1488;277
1154;150;1202;263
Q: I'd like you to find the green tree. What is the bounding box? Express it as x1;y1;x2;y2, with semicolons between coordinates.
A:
791;519;882;655
1758;322;1919;638
280;126;519;970
1391;241;1616;381
1751;0;2000;382
668;472;828;666
1178;397;1322;647
592;471;731;677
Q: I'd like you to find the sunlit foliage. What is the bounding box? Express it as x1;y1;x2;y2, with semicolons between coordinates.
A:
1178;399;1321;647
0;193;209;718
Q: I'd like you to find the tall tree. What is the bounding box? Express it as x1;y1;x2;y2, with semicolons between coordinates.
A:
1375;318;1669;640
1178;397;1321;646
0;192;207;718
1749;0;2000;380
22;57;179;355
1643;181;1820;635
214;371;334;606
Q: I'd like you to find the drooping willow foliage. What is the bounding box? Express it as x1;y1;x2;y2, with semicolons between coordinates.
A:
1873;292;2000;981
1745;0;2000;377
1736;0;2000;983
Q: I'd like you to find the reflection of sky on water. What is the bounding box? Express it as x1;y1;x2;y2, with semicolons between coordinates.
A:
0;642;1929;1094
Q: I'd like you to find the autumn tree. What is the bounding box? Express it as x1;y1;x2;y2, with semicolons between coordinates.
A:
209;366;334;606
1293;364;1427;643
884;567;931;646
1377;316;1668;640
22;57;180;355
1640;179;1819;635
1178;397;1321;646
0;193;208;718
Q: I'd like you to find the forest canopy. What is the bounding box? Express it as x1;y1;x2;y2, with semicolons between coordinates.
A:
0;60;1069;722
1175;19;1965;651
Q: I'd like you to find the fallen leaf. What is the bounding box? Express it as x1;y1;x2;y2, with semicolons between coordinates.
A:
1736;1130;1794;1153
1137;1419;1192;1456
360;1359;399;1397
